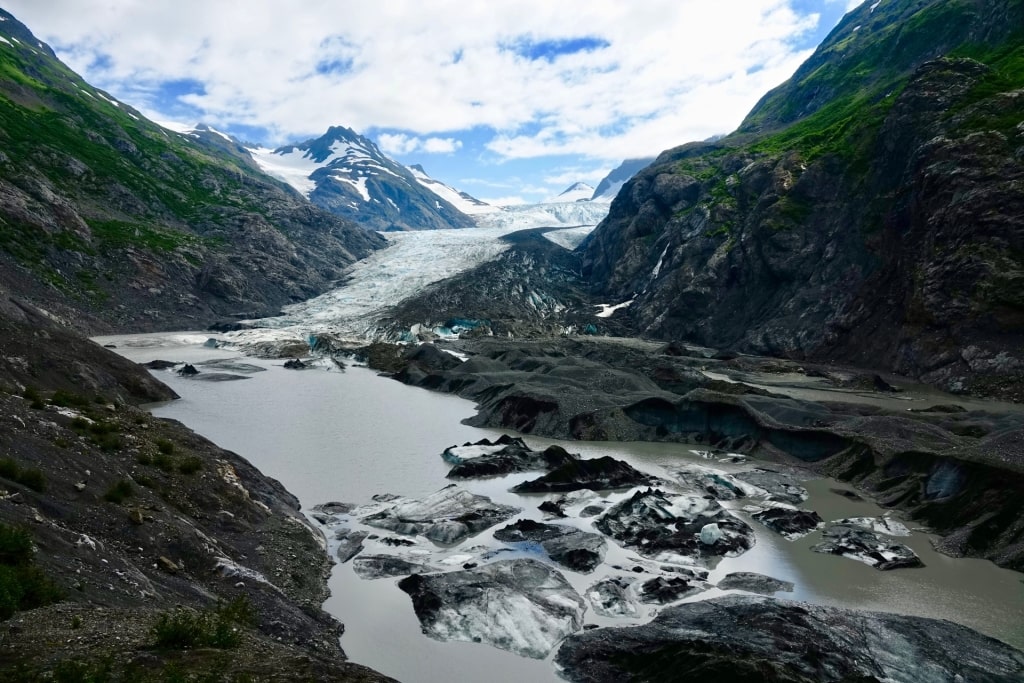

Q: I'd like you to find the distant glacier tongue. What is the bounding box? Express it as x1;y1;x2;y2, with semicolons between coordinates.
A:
225;210;602;346
227;226;523;344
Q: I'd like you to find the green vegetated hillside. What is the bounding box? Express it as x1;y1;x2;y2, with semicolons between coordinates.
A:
0;9;384;332
582;0;1024;400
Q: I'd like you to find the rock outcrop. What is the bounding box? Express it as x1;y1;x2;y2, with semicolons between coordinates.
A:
555;595;1024;682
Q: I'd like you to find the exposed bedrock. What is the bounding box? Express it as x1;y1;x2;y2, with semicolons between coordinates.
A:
555;595;1024;683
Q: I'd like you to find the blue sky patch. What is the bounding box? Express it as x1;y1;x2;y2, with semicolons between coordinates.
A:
315;57;353;76
503;35;610;62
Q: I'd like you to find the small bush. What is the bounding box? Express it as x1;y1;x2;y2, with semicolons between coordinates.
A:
71;614;82;629
95;432;122;452
135;474;156;489
103;480;133;504
0;525;33;565
153;453;175;472
156;438;175;455
0;459;47;492
51;390;91;409
18;468;45;492
137;453;153;466
21;387;44;410
0;524;62;620
0;458;19;481
150;597;255;650
178;456;203;475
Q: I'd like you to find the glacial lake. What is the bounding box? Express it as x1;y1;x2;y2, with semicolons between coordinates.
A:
97;332;1024;683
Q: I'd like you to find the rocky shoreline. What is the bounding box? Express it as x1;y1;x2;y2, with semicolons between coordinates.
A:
0;297;394;681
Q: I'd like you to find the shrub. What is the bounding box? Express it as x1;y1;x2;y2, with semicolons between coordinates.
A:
21;387;44;410
18;468;45;492
150;598;253;650
0;458;19;481
51;390;91;408
0;524;62;620
155;438;175;455
178;456;203;475
102;480;133;504
153;453;175;472
0;459;47;492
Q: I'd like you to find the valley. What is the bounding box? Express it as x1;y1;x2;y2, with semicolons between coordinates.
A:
1;1;1023;681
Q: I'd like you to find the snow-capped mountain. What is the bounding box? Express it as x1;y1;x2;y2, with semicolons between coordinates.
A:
409;164;499;216
544;182;595;204
590;157;655;202
249;126;475;232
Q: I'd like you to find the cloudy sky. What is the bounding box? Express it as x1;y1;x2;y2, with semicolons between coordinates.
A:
5;0;861;204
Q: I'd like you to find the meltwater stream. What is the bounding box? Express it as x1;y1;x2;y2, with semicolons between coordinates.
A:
97;333;1024;682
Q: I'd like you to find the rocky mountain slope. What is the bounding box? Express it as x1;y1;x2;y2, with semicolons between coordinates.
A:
581;0;1024;401
251;126;476;232
0;10;385;334
0;291;393;681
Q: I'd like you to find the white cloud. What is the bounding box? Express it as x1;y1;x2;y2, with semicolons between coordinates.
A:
5;0;831;165
377;133;462;155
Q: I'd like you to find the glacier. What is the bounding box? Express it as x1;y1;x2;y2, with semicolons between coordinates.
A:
223;200;606;347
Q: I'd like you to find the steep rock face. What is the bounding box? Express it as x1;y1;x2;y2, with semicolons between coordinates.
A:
581;0;1024;400
0;10;384;333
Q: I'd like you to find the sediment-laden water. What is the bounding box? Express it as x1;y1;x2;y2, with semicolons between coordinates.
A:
97;332;1024;683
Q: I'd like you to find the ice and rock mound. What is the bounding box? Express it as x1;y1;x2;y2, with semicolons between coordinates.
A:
361;485;521;544
493;519;606;573
594;488;754;564
752;507;825;540
717;572;794;595
811;524;923;570
836;516;912;537
511;456;656;493
587;576;641;618
444;438;578;479
398;559;586;659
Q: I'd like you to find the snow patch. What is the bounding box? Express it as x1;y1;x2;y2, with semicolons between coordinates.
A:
333;174;371;202
0;37;10;46
595;299;634;318
250;146;317;196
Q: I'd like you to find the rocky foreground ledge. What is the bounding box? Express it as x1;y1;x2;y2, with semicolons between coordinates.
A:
353;336;1024;571
0;297;393;681
555;595;1024;682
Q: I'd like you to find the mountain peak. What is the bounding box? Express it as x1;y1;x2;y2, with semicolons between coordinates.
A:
544;182;595;204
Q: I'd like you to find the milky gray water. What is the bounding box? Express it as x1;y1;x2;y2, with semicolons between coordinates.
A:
97;333;1024;683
